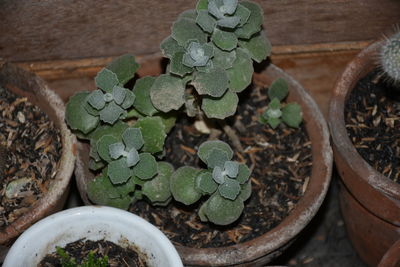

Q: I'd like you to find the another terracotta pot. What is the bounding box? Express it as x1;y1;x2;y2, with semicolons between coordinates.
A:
75;56;332;266
378;239;400;267
0;63;76;252
329;41;400;266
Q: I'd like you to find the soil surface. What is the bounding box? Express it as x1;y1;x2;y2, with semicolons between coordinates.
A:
131;83;312;248
0;86;62;228
345;69;400;183
38;239;147;267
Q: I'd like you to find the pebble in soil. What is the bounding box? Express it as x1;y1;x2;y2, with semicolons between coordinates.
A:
38;239;148;267
345;69;400;183
130;83;312;248
0;86;62;228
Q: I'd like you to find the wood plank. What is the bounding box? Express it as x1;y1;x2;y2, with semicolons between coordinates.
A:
1;0;399;62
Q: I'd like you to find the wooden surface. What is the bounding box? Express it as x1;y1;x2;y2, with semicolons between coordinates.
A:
1;0;399;62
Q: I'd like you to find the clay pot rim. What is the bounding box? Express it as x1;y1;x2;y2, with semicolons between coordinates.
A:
328;40;400;200
75;56;332;266
378;238;400;267
0;62;76;244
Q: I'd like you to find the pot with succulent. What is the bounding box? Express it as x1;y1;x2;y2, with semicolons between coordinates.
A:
0;62;75;257
329;32;400;266
70;0;332;265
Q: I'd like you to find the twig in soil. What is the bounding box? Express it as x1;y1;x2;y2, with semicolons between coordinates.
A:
218;121;244;153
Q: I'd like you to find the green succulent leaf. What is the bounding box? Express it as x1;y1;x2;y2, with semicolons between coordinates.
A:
108;158;132;184
160;36;185;59
170;166;202;205
95;68;119;93
195;170;218;194
106;54;139;85
126;147;140;167
266;117;281;129
132;77;158;116
212;47;236;69
65;92;99;135
202;192;244;225
88;121;128;143
202;90;239;119
268;98;282;113
87;90;106;110
196;0;208;10
236;163;251;184
192;67;228;97
238;180;252;201
150;74;185;113
217;16;241;29
207;148;230;169
133;117;166;154
282;102;303;128
171;18;207;46
171;51;193;76
97;135;119;162
212;28;238;51
235;3;251;26
218;177;241;200
132;153;158;180
159;112;177;134
88;159;105;171
234;1;263;39
212;166;225;184
268;78;289;101
122;127;144;151
108;142;125;160
99;101;124;124
224;161;239;177
121;90;135;110
142;162;174;204
198;140;233;165
196;10;217;33
227;48;253;93
238;32;271;63
112;85;127;105
183;42;214;68
178;9;197;20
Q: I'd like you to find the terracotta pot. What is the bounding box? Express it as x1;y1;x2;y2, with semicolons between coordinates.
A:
75;55;332;266
378;239;400;267
0;63;76;252
329;41;400;266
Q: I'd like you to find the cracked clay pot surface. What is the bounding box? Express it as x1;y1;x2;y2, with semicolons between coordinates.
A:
75;55;332;266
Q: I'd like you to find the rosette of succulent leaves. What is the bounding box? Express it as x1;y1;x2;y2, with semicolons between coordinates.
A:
259;77;303;129
149;0;271;119
380;31;400;85
65;54;177;210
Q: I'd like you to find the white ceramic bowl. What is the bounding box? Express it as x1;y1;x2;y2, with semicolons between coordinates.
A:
3;206;183;267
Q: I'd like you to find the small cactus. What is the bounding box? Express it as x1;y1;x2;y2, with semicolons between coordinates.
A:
380;32;400;84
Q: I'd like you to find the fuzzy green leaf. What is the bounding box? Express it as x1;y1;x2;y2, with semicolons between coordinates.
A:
235;3;251;26
133;153;158;180
88;159;105;171
195;170;218;194
122;127;144;151
178;9;197;20
268;98;282;114
65;92;99;135
109;142;125;160
108;158;132;184
212;28;238;51
159;112;177;133
99;102;124;124
97;135;119;162
238;180;252;201
106;54;139;85
126;148;140;167
160;36;185;59
203;193;244;225
227;48;253;93
132;77;158;116
192;67;228;97
150;74;185;113
217;16;241;29
171;18;207;46
170;166;202;205
236;163;251;184
183;42;214;68
282;103;303;128
88;121;128;142
196;10;217;33
133;117;166;154
238;32;271;63
218;177;241;200
112;86;127;105
268;78;289;101
207;148;230;169
224;161;239;177
95;68;119;93
121;90;135;109
171;51;193;76
234;1;263;39
196;0;208;10
198;140;233;164
213;47;236;69
87;90;106;110
142;162;174;203
267;117;281;129
202;90;239;119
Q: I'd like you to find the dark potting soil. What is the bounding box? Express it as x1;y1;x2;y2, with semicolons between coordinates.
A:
345;69;400;183
38;239;147;267
0;86;62;228
130;83;312;248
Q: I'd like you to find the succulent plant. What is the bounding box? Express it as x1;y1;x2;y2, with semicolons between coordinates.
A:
170;140;251;225
260;78;303;128
380;31;400;84
153;0;271;119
